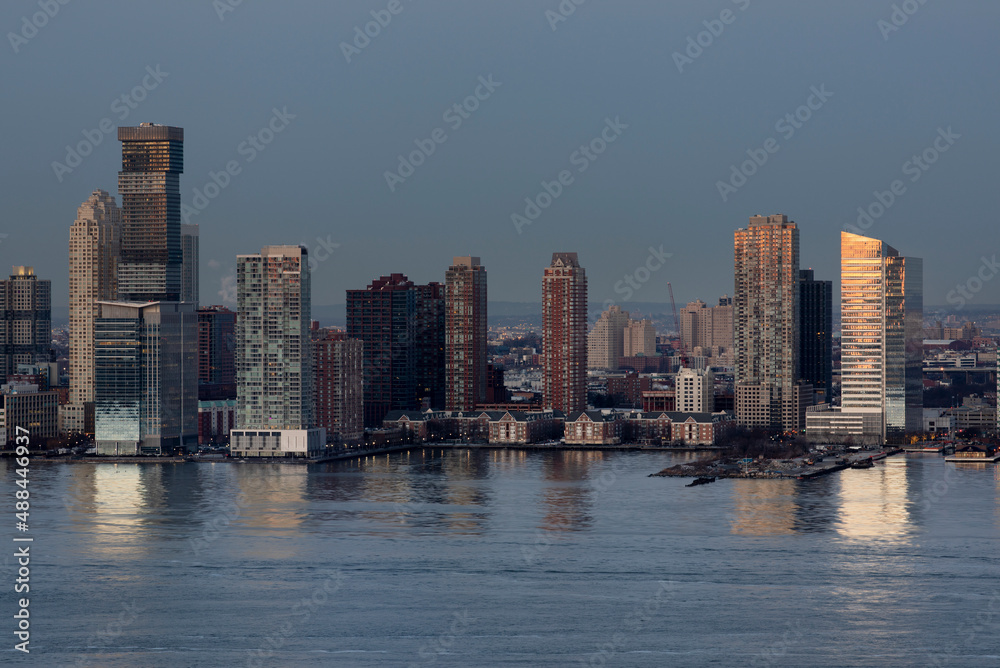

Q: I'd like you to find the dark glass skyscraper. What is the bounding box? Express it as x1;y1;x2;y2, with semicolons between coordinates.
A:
117;124;184;302
347;274;445;427
799;269;833;403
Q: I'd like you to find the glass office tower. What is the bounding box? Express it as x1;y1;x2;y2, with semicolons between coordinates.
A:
840;232;922;443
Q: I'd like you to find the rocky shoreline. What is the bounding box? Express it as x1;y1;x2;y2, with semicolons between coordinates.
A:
652;447;902;480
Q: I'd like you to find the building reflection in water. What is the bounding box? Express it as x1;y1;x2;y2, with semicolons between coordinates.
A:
315;449;492;535
729;479;798;536
537;451;601;533
834;459;913;545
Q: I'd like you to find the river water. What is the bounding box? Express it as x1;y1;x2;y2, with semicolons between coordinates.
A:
4;449;1000;666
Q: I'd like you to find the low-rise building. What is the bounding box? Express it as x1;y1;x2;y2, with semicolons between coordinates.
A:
564;410;623;445
488;409;564;444
623;410;731;445
198;399;237;445
0;382;61;445
229;428;326;458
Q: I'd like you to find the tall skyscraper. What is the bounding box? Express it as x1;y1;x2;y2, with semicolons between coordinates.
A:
588;305;630;370
94;300;198;455
734;214;810;430
197;305;236;397
414;282;446;411
67;190;120;433
445;257;487;411
181;223;199;304
313;329;363;444
117;124;183;302
799;269;833;403
543;252;587;413
0;267;51;378
348;274;416;427
839;232;922;442
347;274;445;426
231;246;323;457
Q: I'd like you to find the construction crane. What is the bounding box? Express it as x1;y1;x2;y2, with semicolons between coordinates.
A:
667;282;688;369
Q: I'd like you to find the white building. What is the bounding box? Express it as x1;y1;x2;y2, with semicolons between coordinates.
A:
675;367;714;413
230;245;323;458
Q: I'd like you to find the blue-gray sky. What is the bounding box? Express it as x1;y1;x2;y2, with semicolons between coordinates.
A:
3;0;998;312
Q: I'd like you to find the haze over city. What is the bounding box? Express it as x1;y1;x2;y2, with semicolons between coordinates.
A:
4;1;999;311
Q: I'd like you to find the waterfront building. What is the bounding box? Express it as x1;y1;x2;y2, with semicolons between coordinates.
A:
94;300;198;455
734;214;810;430
231;245;323;458
806;232;922;444
313;328;363;444
0;382;58;445
347;274;446;427
543;253;588;413
445;257;487;411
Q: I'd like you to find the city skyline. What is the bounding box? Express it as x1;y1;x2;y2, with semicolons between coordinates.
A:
5;3;999;312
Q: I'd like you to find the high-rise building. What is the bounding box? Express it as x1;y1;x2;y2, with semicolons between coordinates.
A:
67;190;120;433
445;257;487;411
347;274;445;426
415;282;446;411
680;300;709;352
231;246;323;458
734;214;810;430
711;295;734;351
0;267;51;379
94;300;198;455
838;232;922;443
588;305;630;370
348;274;416;427
543;252;587;413
680;297;734;356
799;269;833;403
117;124;184;302
197;306;236;398
313;329;363;444
181;223;199;305
624;319;656;357
675;367;715;413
